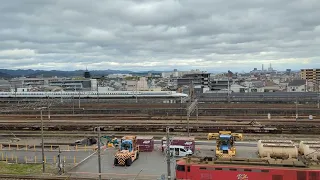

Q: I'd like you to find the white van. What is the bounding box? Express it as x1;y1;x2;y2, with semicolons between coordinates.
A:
169;145;193;157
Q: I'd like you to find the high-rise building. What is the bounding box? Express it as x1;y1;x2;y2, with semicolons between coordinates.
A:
300;69;320;81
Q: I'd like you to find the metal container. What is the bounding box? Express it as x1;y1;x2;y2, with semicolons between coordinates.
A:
136;136;154;152
258;143;298;159
299;141;320;155
257;140;293;151
257;140;293;148
161;136;195;152
303;145;320;159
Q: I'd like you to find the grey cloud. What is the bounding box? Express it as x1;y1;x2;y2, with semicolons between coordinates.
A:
0;0;319;71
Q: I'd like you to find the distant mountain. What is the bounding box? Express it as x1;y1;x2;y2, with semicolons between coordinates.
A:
0;71;11;78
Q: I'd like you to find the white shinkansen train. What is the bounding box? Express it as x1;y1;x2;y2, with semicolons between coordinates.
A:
0;91;188;98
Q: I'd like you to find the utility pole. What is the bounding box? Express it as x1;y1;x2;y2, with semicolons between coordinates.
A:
180;97;182;122
317;80;319;109
72;96;75;116
47;96;51;120
97;127;102;180
78;91;81;108
57;146;62;175
97;82;99;103
41;108;45;173
295;97;298;120
187;113;190;137
186;99;198;137
166;127;171;180
196;105;198;123
135;78;138;103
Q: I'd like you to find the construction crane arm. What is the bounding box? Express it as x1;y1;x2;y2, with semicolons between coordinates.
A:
207;133;220;140
231;133;243;141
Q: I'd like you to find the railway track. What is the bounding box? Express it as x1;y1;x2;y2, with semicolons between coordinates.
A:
0;130;319;141
1;103;319;108
2;108;319;117
0;115;317;121
0;119;319;134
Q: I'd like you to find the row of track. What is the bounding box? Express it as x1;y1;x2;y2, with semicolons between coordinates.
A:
0;117;318;122
1;103;320;108
0;130;319;140
1;119;319;134
0;114;317;120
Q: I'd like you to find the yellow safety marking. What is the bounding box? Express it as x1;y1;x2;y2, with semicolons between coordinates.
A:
44;156;46;163
74;156;76;164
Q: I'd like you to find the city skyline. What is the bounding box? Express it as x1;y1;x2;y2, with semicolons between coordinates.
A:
0;0;319;71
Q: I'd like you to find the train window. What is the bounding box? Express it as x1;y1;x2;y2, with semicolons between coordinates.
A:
296;171;306;180
252;169;262;172
272;175;283;180
261;169;269;173
176;165;185;171
244;169;252;172
187;166;190;172
215;168;222;170
309;172;320;180
199;167;206;170
229;168;237;171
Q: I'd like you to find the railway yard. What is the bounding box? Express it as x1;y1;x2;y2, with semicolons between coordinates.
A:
0;97;320;179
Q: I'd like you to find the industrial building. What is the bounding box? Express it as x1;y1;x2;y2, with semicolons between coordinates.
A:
175;71;210;94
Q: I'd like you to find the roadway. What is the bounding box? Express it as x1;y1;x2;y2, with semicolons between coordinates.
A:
69;145;258;180
0;149;92;164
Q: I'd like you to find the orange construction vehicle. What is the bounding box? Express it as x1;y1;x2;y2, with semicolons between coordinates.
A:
114;136;139;166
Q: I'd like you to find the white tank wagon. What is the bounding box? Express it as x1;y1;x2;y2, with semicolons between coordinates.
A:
298;141;320;155
257;140;294;149
302;145;320;160
258;143;298;159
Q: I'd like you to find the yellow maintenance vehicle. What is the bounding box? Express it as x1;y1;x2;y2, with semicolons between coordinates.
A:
207;131;243;158
114;136;139;166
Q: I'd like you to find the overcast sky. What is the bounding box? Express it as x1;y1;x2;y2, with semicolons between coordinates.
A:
0;0;319;72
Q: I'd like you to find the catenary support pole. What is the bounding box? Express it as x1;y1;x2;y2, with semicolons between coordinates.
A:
97;127;102;180
41;109;45;173
166;127;171;180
